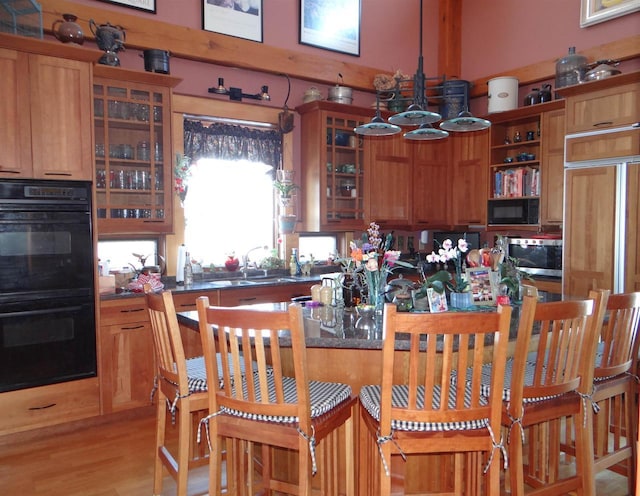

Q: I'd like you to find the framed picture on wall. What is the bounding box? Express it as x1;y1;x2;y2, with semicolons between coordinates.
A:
98;0;156;13
299;0;361;56
466;267;498;306
203;0;263;42
580;0;640;27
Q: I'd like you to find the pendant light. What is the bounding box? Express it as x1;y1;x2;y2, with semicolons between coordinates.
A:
439;107;491;132
404;123;449;140
388;0;441;128
354;96;401;136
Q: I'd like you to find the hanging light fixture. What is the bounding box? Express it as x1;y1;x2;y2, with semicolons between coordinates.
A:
440;108;491;132
354;95;401;136
388;0;441;128
361;0;490;140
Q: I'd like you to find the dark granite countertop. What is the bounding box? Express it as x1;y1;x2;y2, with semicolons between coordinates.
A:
177;301;527;351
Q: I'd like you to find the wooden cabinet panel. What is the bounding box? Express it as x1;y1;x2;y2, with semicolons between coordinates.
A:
450;131;489;226
99;297;154;414
540;109;565;225
0;48;31;178
29;55;93;180
563;79;639;134
412;140;451;228
0;48;92;180
366;134;412;225
563;166;617;297
0;378;100;436
625;162;640;292
219;283;311;307
565;129;639;163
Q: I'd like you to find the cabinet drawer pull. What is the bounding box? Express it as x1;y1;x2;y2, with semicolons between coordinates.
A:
593;121;614;127
121;308;145;313
29;403;56;410
43;172;73;176
143;220;164;223
239;297;257;302
178;303;195;308
0;169;20;174
122;324;145;330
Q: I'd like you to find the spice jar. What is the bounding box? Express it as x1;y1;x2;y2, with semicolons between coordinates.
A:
137;141;150;161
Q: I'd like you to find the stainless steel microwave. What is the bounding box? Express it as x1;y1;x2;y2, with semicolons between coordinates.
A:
488;198;539;225
506;237;562;278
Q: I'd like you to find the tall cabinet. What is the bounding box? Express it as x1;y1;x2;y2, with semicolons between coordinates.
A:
0;35;95;180
297;101;369;232
93;66;181;234
559;72;640;297
486;100;565;229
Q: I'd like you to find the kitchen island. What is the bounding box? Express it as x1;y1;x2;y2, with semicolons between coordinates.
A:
177;300;534;494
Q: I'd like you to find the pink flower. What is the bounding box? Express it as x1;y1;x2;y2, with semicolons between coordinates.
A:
365;257;378;272
457;239;469;253
442;239;453;250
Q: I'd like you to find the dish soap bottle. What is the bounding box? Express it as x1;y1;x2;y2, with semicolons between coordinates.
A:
183;251;193;287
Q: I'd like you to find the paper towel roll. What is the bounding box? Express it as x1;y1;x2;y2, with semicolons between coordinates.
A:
420;230;430;245
176;244;186;284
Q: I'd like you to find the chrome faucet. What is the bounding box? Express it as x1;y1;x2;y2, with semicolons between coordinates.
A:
241;245;267;276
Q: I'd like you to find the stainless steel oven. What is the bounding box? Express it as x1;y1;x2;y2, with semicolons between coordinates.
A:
506;237;563;278
0;179;96;393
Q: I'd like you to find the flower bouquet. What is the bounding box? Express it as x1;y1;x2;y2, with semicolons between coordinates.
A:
426;237;472;309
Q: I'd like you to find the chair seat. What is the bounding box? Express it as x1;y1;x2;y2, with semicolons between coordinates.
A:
359;384;490;432
185;353;268;393
223;375;352;423
475;360;559;403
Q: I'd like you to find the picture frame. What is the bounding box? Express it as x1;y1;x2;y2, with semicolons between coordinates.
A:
427;288;448;313
98;0;156;13
580;0;640;27
299;0;361;56
203;0;263;43
466;267;498;306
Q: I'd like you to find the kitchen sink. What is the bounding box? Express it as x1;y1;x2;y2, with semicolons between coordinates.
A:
209;280;256;286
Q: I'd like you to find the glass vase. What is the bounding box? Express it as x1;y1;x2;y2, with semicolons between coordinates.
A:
449;292;473;310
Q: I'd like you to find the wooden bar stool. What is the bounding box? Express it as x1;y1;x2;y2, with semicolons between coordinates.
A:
496;288;609;496
358;303;512;495
196;297;356;496
145;288;209;496
564;291;640;494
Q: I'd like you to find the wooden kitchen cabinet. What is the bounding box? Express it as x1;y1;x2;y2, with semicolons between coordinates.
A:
93;66;181;234
365;133;412;226
450;130;489;226
99;297;155;414
540;108;566;225
218;282;312;307
560;72;639;134
486;100;564;229
0;35;96;180
412;139;452;228
0;378;100;436
297;101;370;231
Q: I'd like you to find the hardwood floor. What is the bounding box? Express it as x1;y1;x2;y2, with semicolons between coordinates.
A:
0;411;632;495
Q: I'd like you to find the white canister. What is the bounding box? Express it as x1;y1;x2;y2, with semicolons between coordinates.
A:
487;77;519;113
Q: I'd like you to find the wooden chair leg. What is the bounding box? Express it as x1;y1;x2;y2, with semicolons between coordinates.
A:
176;407;190;496
153;396;167;496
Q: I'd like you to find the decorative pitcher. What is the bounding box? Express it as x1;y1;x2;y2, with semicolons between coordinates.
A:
89;19;126;66
52;14;84;45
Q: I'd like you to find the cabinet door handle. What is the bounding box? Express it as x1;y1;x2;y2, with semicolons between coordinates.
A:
593;121;614;127
143;220;165;223
43;172;73;176
239;297;257;303
0;169;20;174
29;403;56;410
121;308;145;314
122;324;146;331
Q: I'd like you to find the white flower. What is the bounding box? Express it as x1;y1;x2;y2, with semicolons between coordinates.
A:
458;239;469;253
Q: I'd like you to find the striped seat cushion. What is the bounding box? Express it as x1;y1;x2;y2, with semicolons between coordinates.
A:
185;353;268;393
472;359;559;403
359;384;490;432
222;375;352;423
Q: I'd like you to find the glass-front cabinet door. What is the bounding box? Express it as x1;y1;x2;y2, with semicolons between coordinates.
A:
93;67;180;234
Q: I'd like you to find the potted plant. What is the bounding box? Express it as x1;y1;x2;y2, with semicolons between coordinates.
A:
499;255;534;301
412;269;452;311
273;179;299;207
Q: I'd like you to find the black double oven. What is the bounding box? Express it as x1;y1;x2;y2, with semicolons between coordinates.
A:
0;179;96;393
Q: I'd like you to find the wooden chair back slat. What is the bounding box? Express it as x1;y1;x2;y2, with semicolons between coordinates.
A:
595;291;640;379
378;303;512;433
145;288;189;397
